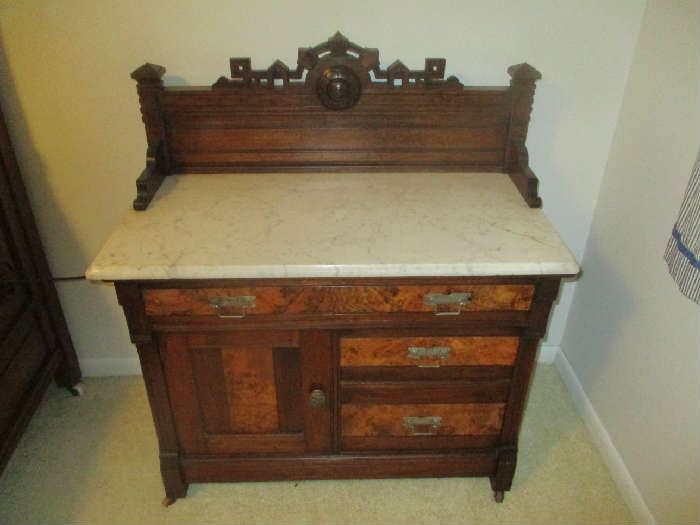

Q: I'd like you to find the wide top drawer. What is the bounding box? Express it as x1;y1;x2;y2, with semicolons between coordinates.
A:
143;283;535;318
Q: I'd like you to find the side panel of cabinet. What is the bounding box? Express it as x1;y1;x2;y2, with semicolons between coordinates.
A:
161;330;332;455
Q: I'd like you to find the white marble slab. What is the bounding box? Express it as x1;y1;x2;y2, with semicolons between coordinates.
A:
86;172;579;280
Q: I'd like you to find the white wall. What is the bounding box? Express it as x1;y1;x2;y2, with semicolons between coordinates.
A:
561;1;700;523
0;0;644;371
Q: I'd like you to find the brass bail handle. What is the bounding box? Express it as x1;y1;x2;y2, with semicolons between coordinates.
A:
423;292;472;316
209;295;256;319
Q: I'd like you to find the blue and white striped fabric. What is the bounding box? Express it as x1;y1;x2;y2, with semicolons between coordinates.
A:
665;149;700;304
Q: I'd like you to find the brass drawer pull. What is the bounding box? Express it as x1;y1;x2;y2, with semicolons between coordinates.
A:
209;295;256;319
407;346;451;367
423;292;472;316
403;416;443;436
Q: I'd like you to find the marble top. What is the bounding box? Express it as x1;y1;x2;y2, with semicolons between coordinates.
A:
85;172;579;280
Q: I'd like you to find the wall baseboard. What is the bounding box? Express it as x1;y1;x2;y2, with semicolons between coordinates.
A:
79;357;142;377
553;349;655;525
537;344;559;364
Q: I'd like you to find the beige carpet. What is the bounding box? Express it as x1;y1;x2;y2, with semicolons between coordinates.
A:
0;365;633;524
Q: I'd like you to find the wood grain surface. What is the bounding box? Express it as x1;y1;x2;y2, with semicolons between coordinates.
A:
143;284;535;317
340;336;519;367
341;403;505;437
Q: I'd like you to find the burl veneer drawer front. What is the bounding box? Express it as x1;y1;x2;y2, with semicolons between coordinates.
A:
142;284;534;318
340;336;519;368
341;403;505;451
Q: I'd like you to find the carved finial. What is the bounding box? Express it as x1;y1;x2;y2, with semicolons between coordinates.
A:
387;60;409;74
387;60;409;86
268;60;290;75
328;32;350;55
131;63;166;82
507;63;542;82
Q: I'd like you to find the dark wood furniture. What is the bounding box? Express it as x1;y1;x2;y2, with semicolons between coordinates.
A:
103;34;575;504
116;276;563;505
130;32;542;211
0;105;83;475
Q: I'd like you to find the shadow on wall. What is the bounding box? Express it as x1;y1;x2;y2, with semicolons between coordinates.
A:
0;30;118;520
0;30;136;369
0;30;86;277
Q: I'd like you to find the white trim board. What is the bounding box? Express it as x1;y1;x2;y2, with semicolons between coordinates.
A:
553;349;655;525
537;344;559;364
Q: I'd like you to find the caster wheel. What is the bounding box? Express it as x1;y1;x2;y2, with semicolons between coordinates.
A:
69;382;85;397
162;496;175;507
493;490;504;503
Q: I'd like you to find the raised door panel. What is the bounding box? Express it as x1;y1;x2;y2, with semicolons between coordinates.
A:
161;330;332;455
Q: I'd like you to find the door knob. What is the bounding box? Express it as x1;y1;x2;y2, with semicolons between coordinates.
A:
309;388;327;409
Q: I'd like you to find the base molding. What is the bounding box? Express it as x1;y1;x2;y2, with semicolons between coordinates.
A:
182;451;497;483
553;349;655;525
537;344;559;364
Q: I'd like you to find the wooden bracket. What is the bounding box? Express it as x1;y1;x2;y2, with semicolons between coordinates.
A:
131;63;170;210
508;143;542;208
133;141;166;210
506;63;542;208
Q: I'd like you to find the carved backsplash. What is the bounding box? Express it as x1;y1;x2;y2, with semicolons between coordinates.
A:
129;33;542;210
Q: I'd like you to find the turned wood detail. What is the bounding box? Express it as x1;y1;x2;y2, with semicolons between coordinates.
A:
505;63;542;208
130;63;170;210
213;32;461;110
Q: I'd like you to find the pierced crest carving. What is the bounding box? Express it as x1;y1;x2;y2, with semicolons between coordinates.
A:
213;32;462;109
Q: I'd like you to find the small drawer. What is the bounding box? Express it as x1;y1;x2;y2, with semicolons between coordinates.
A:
341;403;505;451
340;336;519;368
142;284;534;318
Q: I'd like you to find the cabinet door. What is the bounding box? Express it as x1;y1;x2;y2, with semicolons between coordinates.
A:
161;330;332;455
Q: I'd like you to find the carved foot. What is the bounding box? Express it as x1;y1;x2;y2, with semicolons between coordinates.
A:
162;496;176;507
493;490;504;503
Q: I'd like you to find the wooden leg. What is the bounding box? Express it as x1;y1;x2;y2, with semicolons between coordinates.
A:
490;447;517;502
161;453;188;504
54;351;83;390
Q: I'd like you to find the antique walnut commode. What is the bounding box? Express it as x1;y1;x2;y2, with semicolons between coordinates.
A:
87;33;579;504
